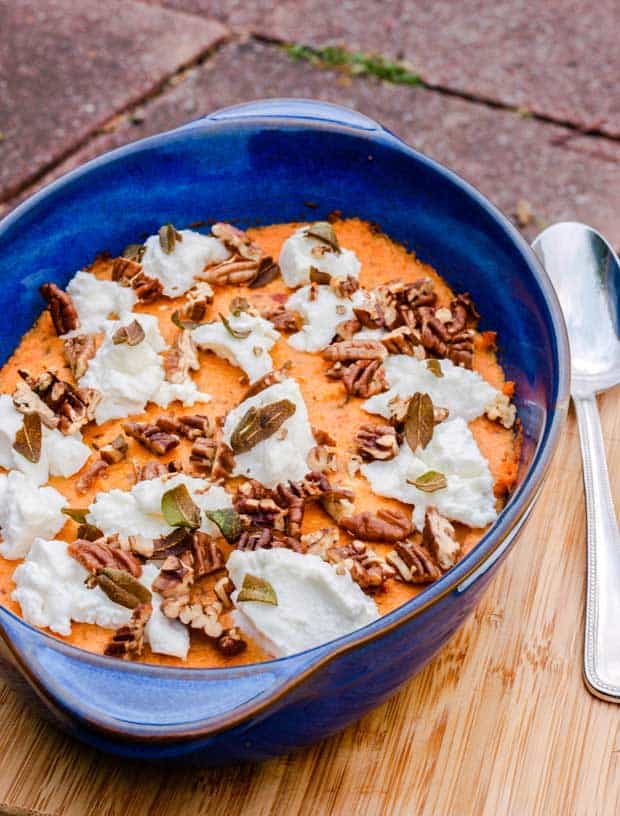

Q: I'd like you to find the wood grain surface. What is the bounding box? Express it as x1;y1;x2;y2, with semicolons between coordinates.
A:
1;394;619;816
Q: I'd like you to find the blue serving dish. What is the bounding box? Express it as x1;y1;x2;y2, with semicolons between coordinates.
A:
0;99;569;764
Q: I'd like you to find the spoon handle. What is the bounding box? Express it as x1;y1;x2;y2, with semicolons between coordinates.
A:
574;394;620;701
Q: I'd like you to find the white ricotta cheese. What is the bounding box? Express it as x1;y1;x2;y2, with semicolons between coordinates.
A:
0;471;66;559
141;229;230;297
223;379;315;487
11;538;132;636
227;548;379;657
362;417;497;530
279;226;361;288
140;563;189;660
286;285;369;353
363;355;499;422
192;312;279;383
65;270;137;335
79;312;210;423
87;474;232;541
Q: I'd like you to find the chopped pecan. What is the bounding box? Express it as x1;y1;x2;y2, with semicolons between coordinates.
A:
19;369;100;434
191;532;225;579
381;326;424;357
400;277;437;309
63;334;96;379
325;361;345;380
327;540;396;592
334;318;362;341
163;330;199;384
104;603;152;658
112;319;145;347
111;256;142;285
273;483;305;538
356;423;399;460
386;539;441;583
178;414;212;439
184;282;214;322
422;507;460;571
320;489;355;523
12;381;58;428
448;329;474;369
237;527;302;552
40;282;80;335
122;420;180;455
211;222;262;262
75;459;108;494
214;575;235;608
112;257;163;302
179;600;224;639
387;394;410;425
307;444;338;473
69;535;142;577
243;364;291;399
99;434;128;465
155;555;194;616
312;427;337;447
434;406;450;424
262;304;303;333
485;392;516;429
301;526;340;557
323;339;387;363
234;484;286;531
340;508;413;542
189;437;218;474
134;460;181;482
211;442;235;480
330;275;360;298
342;359;387;397
217;626;247;657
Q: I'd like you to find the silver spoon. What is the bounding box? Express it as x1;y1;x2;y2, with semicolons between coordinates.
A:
533;222;620;702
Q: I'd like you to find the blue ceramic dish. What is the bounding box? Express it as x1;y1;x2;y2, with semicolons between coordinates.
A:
0;99;569;764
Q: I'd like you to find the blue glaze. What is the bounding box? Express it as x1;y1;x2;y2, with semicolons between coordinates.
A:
0;99;569;764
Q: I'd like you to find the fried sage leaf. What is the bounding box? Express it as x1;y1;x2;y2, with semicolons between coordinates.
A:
404;392;434;453
309;266;332;285
152;527;192;559
426;358;443;378
230;399;296;453
205;508;243;543
171;310;205;331
62;507;90;524
237;573;278;605
122;243;145;263
92;568;152;609
304;222;340;253
13;412;42;463
159;223;182;254
112;319;145;346
77;522;104;542
249;257;281;289
161;483;201;529
220;312;251;340
407;470;447;493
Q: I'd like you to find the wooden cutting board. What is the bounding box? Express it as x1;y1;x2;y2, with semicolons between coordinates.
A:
1;393;620;816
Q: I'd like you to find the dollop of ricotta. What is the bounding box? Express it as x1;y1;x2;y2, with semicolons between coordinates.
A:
227;548;379;657
363;355;499;422
0;471;66;559
223;379;315;487
279;226;361;288
11;538;132;635
87;474;232;541
141;563;189;659
79;312;210;423
362;417;497;530
286;285;367;352
65;270;137;335
0;394;90;485
141;229;230;297
192;312;279;383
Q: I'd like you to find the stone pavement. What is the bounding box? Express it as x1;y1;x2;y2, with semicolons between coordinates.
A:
1;0;619;248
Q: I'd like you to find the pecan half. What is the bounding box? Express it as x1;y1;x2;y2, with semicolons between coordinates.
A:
356;423;399;460
75;459;108;494
342;359;387;397
163;331;199;384
217;626;247;657
104;603;152;658
262;304;303;333
199;257;261;286
63;334;96;379
323;339;387;363
69;535;142;577
386;539;441;583
422;507;460;571
381;326;424;357
99;434;128;465
122;420;180;455
273;483;305;538
111;256;142;285
340;508;413;542
112;257;163;302
40;282;80;335
211;222;262;262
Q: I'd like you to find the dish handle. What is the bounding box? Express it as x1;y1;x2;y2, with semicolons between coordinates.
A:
0;605;327;741
176;98;388;134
